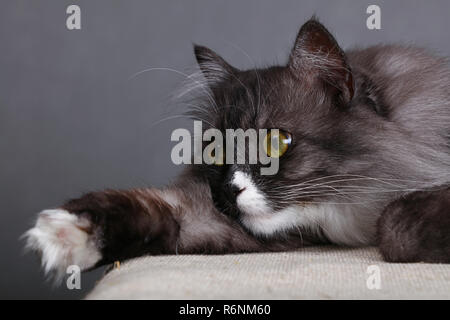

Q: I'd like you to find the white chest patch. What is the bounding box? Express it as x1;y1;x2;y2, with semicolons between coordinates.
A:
232;171;378;246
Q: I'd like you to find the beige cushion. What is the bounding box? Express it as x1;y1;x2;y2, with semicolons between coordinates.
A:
86;246;450;299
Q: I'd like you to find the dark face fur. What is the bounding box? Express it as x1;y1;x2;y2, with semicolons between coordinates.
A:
189;19;388;235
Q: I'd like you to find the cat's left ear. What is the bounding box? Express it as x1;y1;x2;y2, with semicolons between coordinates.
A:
194;45;236;85
289;18;354;103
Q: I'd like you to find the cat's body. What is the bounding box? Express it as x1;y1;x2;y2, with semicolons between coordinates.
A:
24;19;450;280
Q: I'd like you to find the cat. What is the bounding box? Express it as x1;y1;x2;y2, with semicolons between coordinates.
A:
24;17;450;281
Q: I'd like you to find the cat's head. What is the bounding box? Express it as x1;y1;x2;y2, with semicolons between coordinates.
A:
190;18;380;236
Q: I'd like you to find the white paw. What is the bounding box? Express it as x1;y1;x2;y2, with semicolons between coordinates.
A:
23;209;102;280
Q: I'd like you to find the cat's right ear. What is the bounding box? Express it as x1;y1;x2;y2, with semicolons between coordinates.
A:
288;18;354;103
194;45;236;84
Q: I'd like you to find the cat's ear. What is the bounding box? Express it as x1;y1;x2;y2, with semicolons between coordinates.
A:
289;18;354;103
194;45;236;84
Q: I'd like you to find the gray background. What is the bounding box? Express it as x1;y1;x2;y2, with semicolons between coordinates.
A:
1;0;449;299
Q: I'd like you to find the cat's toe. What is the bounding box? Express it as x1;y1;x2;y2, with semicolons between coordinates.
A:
23;209;102;281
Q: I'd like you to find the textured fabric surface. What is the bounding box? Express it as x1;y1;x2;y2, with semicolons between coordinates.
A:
86;246;450;299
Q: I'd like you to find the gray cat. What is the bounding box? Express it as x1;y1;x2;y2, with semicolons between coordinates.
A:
24;18;450;280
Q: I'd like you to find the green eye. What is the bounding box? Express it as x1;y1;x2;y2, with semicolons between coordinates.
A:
263;130;292;158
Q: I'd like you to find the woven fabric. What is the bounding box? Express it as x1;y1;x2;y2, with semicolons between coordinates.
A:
86;246;450;299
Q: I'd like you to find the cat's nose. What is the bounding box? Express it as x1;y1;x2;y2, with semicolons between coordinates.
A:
231;185;246;197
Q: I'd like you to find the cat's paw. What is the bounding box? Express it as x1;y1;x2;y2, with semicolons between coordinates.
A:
377;188;450;263
23;209;102;280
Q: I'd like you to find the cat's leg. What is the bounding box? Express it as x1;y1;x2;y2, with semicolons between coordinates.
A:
377;187;450;263
23;177;278;279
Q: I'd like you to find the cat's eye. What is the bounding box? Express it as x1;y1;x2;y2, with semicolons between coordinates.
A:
263;130;292;158
208;146;224;166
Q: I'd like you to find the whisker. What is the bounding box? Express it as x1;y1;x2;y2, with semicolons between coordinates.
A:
129;66;220;113
148;115;190;128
